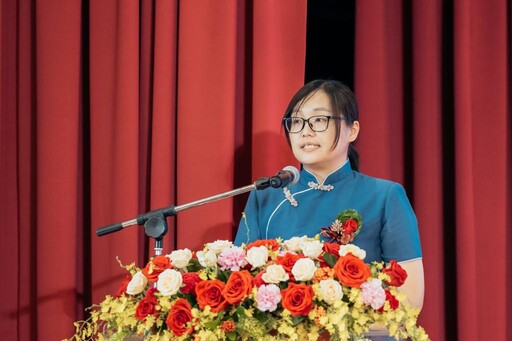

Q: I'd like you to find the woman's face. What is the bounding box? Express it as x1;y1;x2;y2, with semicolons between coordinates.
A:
289;90;359;178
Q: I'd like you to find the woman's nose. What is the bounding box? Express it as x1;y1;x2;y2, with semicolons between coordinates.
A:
301;121;315;136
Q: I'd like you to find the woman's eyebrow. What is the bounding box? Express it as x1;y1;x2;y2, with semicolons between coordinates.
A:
292;107;331;113
311;107;331;112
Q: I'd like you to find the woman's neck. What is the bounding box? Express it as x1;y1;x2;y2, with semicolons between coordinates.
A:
303;159;349;184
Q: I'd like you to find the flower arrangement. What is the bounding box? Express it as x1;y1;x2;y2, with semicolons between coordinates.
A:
321;209;362;245
67;211;429;341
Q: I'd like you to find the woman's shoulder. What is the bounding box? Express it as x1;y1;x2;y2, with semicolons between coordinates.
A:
353;171;405;191
353;172;413;211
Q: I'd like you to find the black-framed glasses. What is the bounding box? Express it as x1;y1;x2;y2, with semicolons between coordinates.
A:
282;115;346;133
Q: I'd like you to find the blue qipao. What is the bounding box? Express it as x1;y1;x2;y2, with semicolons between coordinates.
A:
234;160;422;264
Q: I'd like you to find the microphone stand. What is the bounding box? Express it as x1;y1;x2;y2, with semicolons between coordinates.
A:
96;177;273;256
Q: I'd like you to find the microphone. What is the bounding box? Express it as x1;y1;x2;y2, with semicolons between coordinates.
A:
269;166;300;188
96;166;301;239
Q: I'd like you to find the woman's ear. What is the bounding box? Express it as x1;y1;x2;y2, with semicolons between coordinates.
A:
348;121;360;142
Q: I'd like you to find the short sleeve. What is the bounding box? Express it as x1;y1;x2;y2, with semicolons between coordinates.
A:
234;191;261;245
381;183;422;262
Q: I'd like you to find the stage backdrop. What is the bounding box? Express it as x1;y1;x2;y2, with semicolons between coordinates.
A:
355;1;511;341
0;1;510;341
0;0;305;340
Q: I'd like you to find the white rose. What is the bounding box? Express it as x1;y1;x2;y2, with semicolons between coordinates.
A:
157;269;183;296
169;248;193;269
262;264;289;283
291;258;317;281
318;279;343;305
246;246;269;269
126;271;148;295
339;244;366;260
206;240;233;255
301;240;324;259
282;236;308;252
197;250;217;268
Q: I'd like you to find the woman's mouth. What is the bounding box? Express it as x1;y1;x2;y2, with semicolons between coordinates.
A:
301;143;320;151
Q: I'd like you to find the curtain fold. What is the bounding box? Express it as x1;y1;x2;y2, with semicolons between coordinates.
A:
354;0;405;181
355;1;511;340
251;0;307;177
0;1;307;339
89;0;142;305
176;0;239;250
453;1;509;340
11;1;37;339
175;0;307;251
1;0;22;339
146;0;179;256
409;1;446;340
34;1;82;338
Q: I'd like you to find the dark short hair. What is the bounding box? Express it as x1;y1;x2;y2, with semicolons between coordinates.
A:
282;79;360;171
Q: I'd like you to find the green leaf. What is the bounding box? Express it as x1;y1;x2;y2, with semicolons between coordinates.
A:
185;258;203;272
236;305;247;318
226;332;237;341
335;209;361;223
291;315;305;326
217;270;231;282
253;310;268;323
322;252;338;267
204;320;221;330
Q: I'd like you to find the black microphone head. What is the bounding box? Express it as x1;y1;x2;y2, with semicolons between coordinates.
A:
269;165;300;188
283;165;300;186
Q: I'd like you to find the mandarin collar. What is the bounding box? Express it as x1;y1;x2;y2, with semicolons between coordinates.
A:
299;160;353;186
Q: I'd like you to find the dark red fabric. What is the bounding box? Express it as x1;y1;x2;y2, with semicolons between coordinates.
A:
0;1;306;340
355;0;405;181
452;2;509;340
355;1;511;341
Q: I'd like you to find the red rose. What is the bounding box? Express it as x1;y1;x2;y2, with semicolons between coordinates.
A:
253;271;266;287
142;255;173;283
319;242;341;267
114;275;131;298
135;297;158;320
247;239;280;251
322;242;341;258
181;272;202;295
333;253;371;288
145;287;158;302
195;279;228;313
343;218;358;235
281;282;314;316
379;290;400;312
382;260;408;287
222;270;253;305
134;287;159;320
166;298;194;336
276;252;306;280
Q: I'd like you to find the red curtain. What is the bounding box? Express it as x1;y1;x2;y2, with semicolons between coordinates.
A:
355;1;511;340
0;0;306;340
1;0;511;341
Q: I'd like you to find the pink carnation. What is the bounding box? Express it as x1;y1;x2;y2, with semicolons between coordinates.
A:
360;279;386;310
256;284;281;312
217;246;247;271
